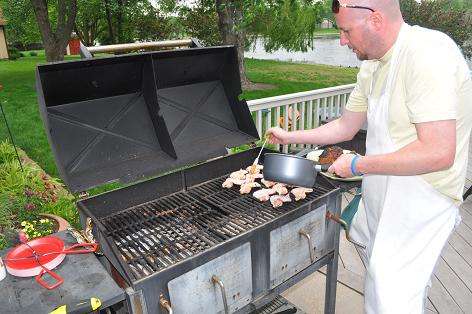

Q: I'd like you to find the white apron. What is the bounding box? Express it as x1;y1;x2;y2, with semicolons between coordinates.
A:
349;23;459;313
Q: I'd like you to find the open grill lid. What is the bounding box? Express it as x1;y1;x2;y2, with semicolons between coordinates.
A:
36;46;259;193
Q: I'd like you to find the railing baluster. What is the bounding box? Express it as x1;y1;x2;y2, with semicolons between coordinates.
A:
284;104;289;153
265;108;271;139
334;95;339;117
307;100;313;130
320;97;328;122
276;106;281;152
300;101;306;149
315;99;320;128
290;103;296;152
256;110;262;137
329;96;334;119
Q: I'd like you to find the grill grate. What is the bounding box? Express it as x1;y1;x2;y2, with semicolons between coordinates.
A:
100;175;334;280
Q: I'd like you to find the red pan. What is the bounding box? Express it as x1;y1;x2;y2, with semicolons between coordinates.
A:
4;236;98;289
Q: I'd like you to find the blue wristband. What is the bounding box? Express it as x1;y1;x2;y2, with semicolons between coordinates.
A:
350;155;362;176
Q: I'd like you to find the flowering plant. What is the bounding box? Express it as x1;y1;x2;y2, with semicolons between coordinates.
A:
20;219;55;240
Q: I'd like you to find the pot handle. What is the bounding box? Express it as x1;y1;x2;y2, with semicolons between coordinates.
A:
314;164;330;172
36;266;64;290
62;243;98;254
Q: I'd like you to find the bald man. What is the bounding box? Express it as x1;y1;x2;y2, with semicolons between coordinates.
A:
266;0;472;312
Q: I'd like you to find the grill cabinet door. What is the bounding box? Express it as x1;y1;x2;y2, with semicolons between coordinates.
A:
269;205;327;288
168;243;252;314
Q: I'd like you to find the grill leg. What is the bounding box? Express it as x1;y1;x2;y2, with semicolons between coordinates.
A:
325;201;341;314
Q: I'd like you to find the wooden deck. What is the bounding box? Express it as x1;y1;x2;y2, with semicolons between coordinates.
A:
282;140;472;313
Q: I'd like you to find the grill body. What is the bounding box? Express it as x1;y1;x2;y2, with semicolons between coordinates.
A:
78;148;341;314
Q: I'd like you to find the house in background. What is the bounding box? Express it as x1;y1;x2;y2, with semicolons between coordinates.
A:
0;8;8;59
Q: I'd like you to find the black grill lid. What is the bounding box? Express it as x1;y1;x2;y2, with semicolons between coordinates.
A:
36;46;259;192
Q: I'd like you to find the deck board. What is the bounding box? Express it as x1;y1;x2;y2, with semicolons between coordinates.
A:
428;275;463;314
448;232;472;268
440;243;472;294
433;257;472;312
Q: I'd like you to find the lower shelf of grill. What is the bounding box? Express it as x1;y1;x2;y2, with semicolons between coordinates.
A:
251;296;306;314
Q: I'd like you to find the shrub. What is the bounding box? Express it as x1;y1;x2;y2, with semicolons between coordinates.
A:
19;52;26;57
29;51;38;56
8;47;21;60
401;0;472;58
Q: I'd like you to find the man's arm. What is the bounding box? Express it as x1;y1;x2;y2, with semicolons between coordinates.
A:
266;109;367;145
330;119;456;177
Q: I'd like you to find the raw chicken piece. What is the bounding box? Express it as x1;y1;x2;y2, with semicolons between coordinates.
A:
273;183;288;195
230;169;248;180
261;179;276;188
252;188;276;202
270;194;292;208
240;182;261;194
222;178;245;188
222;178;234;188
291;187;314;201
246;164;264;174
245;173;264;183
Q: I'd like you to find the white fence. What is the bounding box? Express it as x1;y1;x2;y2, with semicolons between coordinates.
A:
247;84;356;153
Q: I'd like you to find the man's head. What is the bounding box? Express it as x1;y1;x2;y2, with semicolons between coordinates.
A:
333;0;404;60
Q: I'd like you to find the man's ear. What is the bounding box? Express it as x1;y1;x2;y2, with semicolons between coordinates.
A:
369;12;383;30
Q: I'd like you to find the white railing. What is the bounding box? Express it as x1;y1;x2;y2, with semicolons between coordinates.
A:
247;84;356;153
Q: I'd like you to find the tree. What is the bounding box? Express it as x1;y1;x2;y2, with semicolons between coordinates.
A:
401;0;472;58
128;1;176;42
179;0;221;46
31;0;77;62
166;0;324;87
74;0;104;46
0;0;42;49
97;0;176;45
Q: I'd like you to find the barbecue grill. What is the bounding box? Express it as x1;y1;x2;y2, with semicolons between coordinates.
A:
36;46;342;314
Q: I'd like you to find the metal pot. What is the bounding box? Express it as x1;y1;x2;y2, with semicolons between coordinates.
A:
263;153;329;188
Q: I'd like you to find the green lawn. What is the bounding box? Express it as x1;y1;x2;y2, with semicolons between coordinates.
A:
313;28;340;36
0;53;357;181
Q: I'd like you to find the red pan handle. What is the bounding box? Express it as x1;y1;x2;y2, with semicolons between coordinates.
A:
36;267;64;290
62;242;98;254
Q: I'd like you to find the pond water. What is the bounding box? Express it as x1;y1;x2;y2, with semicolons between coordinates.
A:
245;37;472;70
245;37;361;68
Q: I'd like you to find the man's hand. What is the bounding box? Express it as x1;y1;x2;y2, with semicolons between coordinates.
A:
328;154;360;178
266;127;291;145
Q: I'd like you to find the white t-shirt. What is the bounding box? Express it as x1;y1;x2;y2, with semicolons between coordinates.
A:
346;25;472;203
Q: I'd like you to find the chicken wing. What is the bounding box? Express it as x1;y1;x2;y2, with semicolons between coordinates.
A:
230;169;248;180
252;188;276;202
270;194;292;208
273;183;288;195
222;177;245;188
247;164;264;174
240;182;261;194
245;173;264;183
261;179;276;188
291;187;314;201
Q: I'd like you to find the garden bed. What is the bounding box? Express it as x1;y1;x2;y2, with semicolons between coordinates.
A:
0;140;78;250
